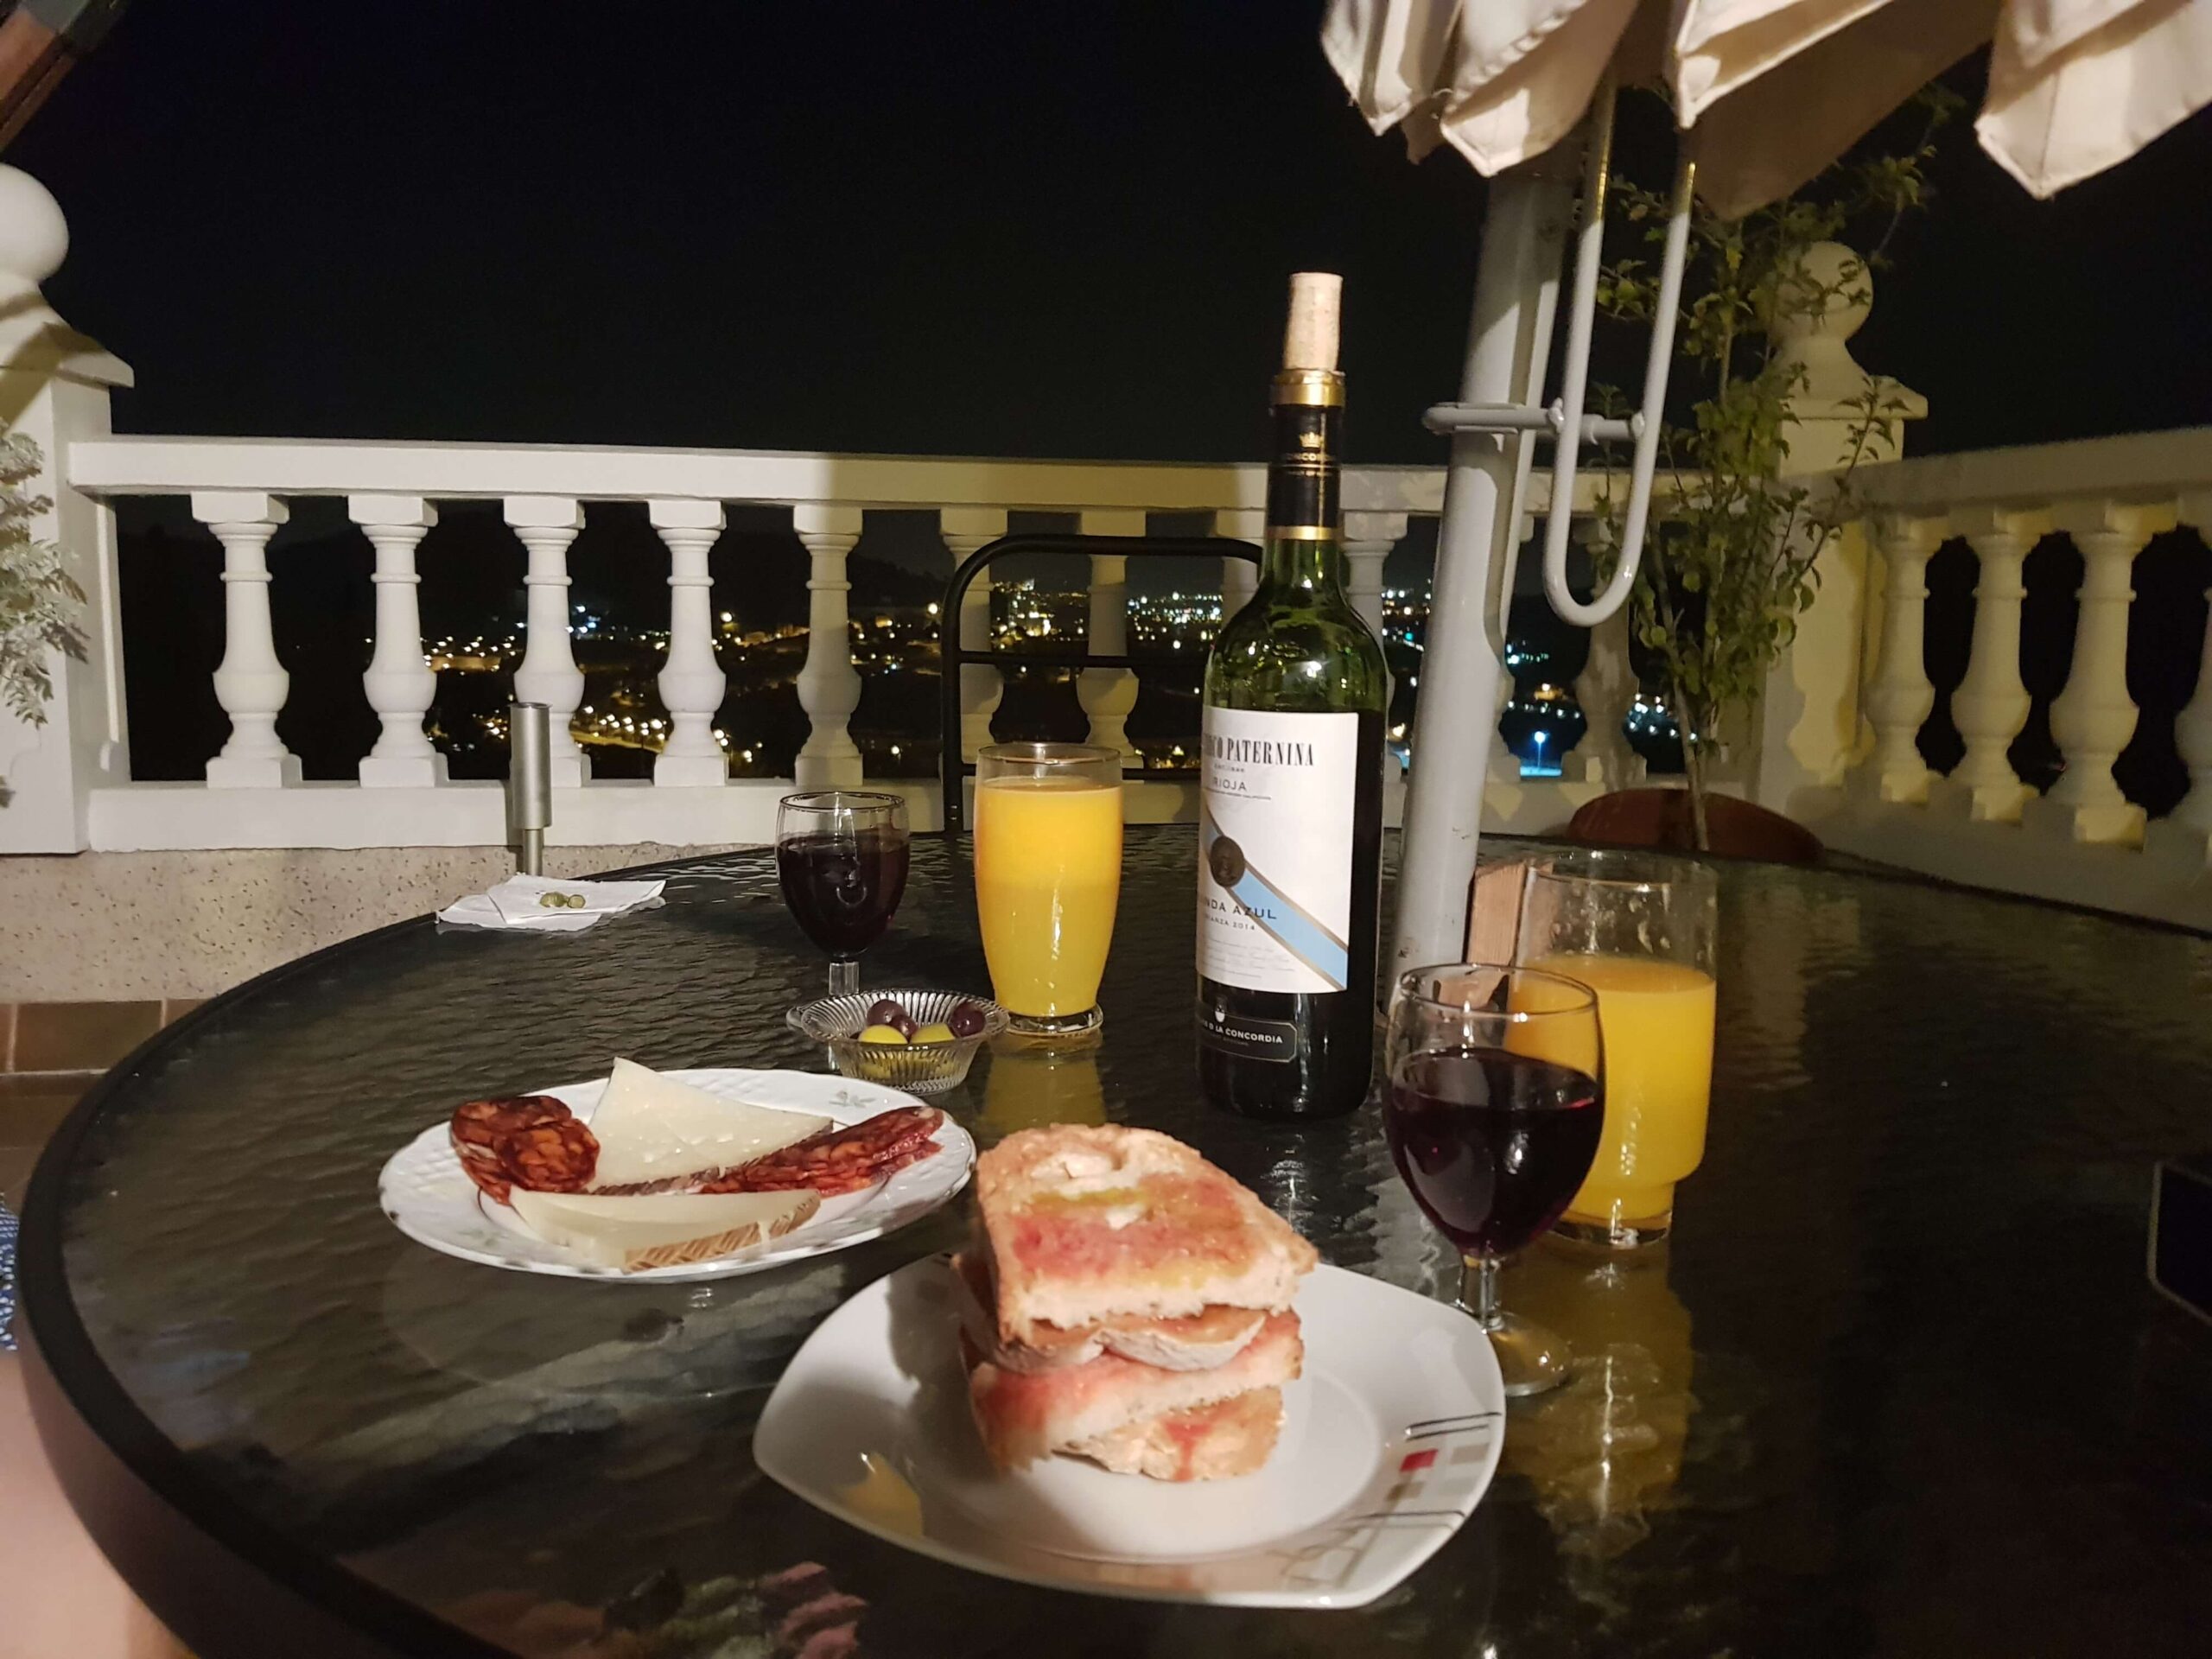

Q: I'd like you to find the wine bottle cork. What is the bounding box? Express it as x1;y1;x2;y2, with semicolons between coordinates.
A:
1281;272;1342;372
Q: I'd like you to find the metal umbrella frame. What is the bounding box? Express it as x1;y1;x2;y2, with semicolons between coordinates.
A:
1392;81;1694;979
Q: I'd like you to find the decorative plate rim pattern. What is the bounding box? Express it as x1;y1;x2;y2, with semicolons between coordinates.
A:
754;1258;1503;1607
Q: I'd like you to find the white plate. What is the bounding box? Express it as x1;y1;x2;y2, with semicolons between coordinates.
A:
377;1069;976;1283
754;1258;1503;1608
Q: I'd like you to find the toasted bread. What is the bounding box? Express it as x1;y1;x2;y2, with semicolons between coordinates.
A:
976;1126;1319;1342
951;1251;1267;1374
966;1308;1304;1470
1064;1387;1284;1481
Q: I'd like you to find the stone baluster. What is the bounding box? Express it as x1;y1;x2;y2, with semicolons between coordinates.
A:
1487;524;1535;783
2024;500;2176;845
649;499;728;786
942;507;1007;760
193;491;300;788
351;494;444;788
1853;513;1945;804
1929;509;2044;823
1077;508;1143;761
1217;508;1261;621
1573;579;1638;787
793;504;865;787
1344;511;1410;813
1486;657;1522;783
506;496;590;787
2147;494;2212;871
1342;511;1404;634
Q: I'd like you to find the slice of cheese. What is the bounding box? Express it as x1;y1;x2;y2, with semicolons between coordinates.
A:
509;1187;822;1271
584;1058;829;1189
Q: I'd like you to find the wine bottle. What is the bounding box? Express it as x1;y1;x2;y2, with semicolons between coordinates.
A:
1196;272;1389;1121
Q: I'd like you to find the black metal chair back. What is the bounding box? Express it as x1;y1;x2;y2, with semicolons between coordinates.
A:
937;531;1261;833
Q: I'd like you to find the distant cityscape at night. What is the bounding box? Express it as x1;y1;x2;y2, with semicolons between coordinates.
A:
394;577;1686;783
118;512;1687;785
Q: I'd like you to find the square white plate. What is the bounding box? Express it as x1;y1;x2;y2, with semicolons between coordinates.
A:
754;1257;1503;1607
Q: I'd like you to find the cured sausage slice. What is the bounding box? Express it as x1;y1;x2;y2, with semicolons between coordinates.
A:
702;1106;943;1196
450;1095;600;1205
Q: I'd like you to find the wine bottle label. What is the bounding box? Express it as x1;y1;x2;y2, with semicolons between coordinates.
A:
1197;707;1358;995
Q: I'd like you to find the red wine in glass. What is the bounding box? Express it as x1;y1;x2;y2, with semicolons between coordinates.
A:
776;790;912;995
777;829;909;957
1384;1047;1604;1258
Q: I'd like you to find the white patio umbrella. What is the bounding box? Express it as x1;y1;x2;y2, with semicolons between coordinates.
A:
1322;0;2212;979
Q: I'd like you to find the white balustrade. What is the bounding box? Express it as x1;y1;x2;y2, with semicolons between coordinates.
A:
194;491;300;789
351;494;444;788
941;506;1007;760
649;499;729;786
1077;508;1143;761
1926;510;2042;823
1854;513;1944;804
1343;511;1403;634
14;137;2209;930
793;504;864;788
505;496;590;788
2024;502;2176;845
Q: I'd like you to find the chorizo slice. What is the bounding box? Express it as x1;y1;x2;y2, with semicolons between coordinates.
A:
702;1106;944;1195
450;1095;600;1204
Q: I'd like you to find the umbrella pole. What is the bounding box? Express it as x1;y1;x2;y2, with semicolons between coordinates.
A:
1390;163;1573;982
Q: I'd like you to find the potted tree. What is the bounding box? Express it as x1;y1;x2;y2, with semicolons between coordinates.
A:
0;432;83;805
1587;88;1955;849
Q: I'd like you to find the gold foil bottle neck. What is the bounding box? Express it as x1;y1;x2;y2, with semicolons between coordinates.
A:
1270;368;1345;409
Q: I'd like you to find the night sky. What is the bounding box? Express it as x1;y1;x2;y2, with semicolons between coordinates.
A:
16;1;2212;464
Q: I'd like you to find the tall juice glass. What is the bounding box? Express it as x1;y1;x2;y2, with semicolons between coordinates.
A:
973;742;1122;1039
1513;849;1718;1249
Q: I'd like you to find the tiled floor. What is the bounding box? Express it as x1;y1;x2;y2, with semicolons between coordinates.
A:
1;1072;96;1209
0;997;203;1205
2;999;200;1077
3;1069;194;1659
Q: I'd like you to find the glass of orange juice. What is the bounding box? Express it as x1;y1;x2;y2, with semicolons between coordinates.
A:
973;741;1123;1039
1513;849;1718;1249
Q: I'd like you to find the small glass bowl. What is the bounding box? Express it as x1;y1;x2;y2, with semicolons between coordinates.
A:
785;988;1009;1096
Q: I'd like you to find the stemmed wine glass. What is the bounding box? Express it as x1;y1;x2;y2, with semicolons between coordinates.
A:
775;791;911;995
1384;963;1606;1398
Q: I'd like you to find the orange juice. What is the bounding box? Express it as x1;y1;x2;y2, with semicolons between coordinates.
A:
983;1047;1108;1135
1514;953;1716;1230
974;776;1122;1018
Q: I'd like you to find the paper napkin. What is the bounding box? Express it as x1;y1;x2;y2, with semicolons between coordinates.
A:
437;872;667;932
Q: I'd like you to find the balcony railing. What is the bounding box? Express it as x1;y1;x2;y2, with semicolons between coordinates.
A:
3;164;2206;933
1798;429;2212;928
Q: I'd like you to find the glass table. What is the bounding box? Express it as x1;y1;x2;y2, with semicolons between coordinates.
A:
20;829;2212;1657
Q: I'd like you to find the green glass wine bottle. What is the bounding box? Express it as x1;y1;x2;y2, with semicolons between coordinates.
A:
1196;272;1390;1121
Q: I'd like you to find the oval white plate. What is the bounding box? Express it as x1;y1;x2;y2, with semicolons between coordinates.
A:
377;1068;976;1282
754;1257;1504;1608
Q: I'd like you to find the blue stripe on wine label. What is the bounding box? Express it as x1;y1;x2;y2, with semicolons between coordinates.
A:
1205;827;1350;989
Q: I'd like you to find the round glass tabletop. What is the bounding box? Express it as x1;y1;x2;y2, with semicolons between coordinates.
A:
20;829;2212;1656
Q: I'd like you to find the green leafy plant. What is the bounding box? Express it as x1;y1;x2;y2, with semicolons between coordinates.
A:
0;431;85;806
1586;85;1958;849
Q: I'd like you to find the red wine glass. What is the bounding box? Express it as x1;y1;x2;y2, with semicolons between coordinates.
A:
775;790;911;995
1384;963;1605;1397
